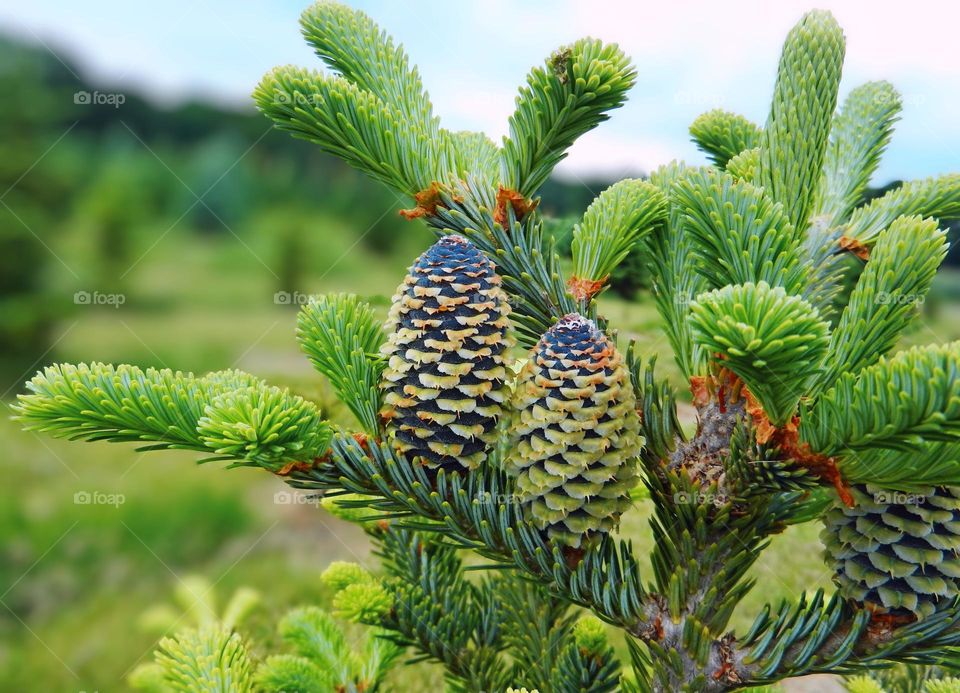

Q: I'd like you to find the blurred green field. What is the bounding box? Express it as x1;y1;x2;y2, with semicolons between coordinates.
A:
5;218;960;689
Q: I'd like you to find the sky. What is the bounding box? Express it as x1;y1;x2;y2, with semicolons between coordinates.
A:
2;0;958;184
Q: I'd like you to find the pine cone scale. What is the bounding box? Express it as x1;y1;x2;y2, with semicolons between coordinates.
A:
823;483;960;619
380;235;512;471
507;314;642;547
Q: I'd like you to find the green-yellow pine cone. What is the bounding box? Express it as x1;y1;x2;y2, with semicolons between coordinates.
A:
380;235;512;471
507;314;641;547
822;484;960;619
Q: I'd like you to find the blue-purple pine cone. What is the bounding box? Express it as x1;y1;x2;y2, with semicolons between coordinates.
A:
379;235;512;471
822;483;960;619
507;314;642;547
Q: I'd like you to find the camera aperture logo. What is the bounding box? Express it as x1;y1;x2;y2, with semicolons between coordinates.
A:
274;290;315;306
274;490;321;506
74;90;126;108
74;490;125;507
74;290;126;308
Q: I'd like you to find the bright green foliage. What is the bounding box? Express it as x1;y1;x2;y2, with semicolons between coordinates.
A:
572;616;608;654
815;215;947;393
554;617;620;692
450;129;500;183
253;65;449;194
258;606;400;693
297;293;385;434
570;178;666;294
844;664;953;692
690;282;830;425
645;161;709;377
15;363;261;453
839;442;960;492
500;38;636;197
845;675;888;693
333;580;393;622
675;170;808;295
154;626;254;693
299;1;436;129
196;386;330;469
844;174;960;246
757;10;845;232
815;81;901;225
726;146;760;181
320;560;372;592
255;655;330;692
689;109;761;167
130;579;262;693
801;342;960;457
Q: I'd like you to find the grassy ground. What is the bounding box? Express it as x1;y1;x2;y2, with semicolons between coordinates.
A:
3;227;959;690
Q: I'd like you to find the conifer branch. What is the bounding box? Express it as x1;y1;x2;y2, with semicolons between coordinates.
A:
299;1;437;130
815;81;901;225
814;216;947;393
497;578;576;691
570;178;666;301
726;147;760;181
689;109;761;167
552;618;622;692
449;131;500;185
646;162;710;377
347;526;513;692
196;386;330;470
154;626;254;692
253;66;450;195
690;282;830;425
757;10;845;232
500;38;636;197
675;170;808;296
843;174;960;247
838;441;960;491
15;363;262;453
801;342;960;458
21;5;960;690
296;294;385;435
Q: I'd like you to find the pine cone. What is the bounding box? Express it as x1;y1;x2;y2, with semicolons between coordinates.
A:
822;484;960;619
507;314;642;547
380;235;512;471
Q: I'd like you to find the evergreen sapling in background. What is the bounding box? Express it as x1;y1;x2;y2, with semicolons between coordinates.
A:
15;2;960;690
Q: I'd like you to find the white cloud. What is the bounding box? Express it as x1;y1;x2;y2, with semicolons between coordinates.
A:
554;131;683;179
